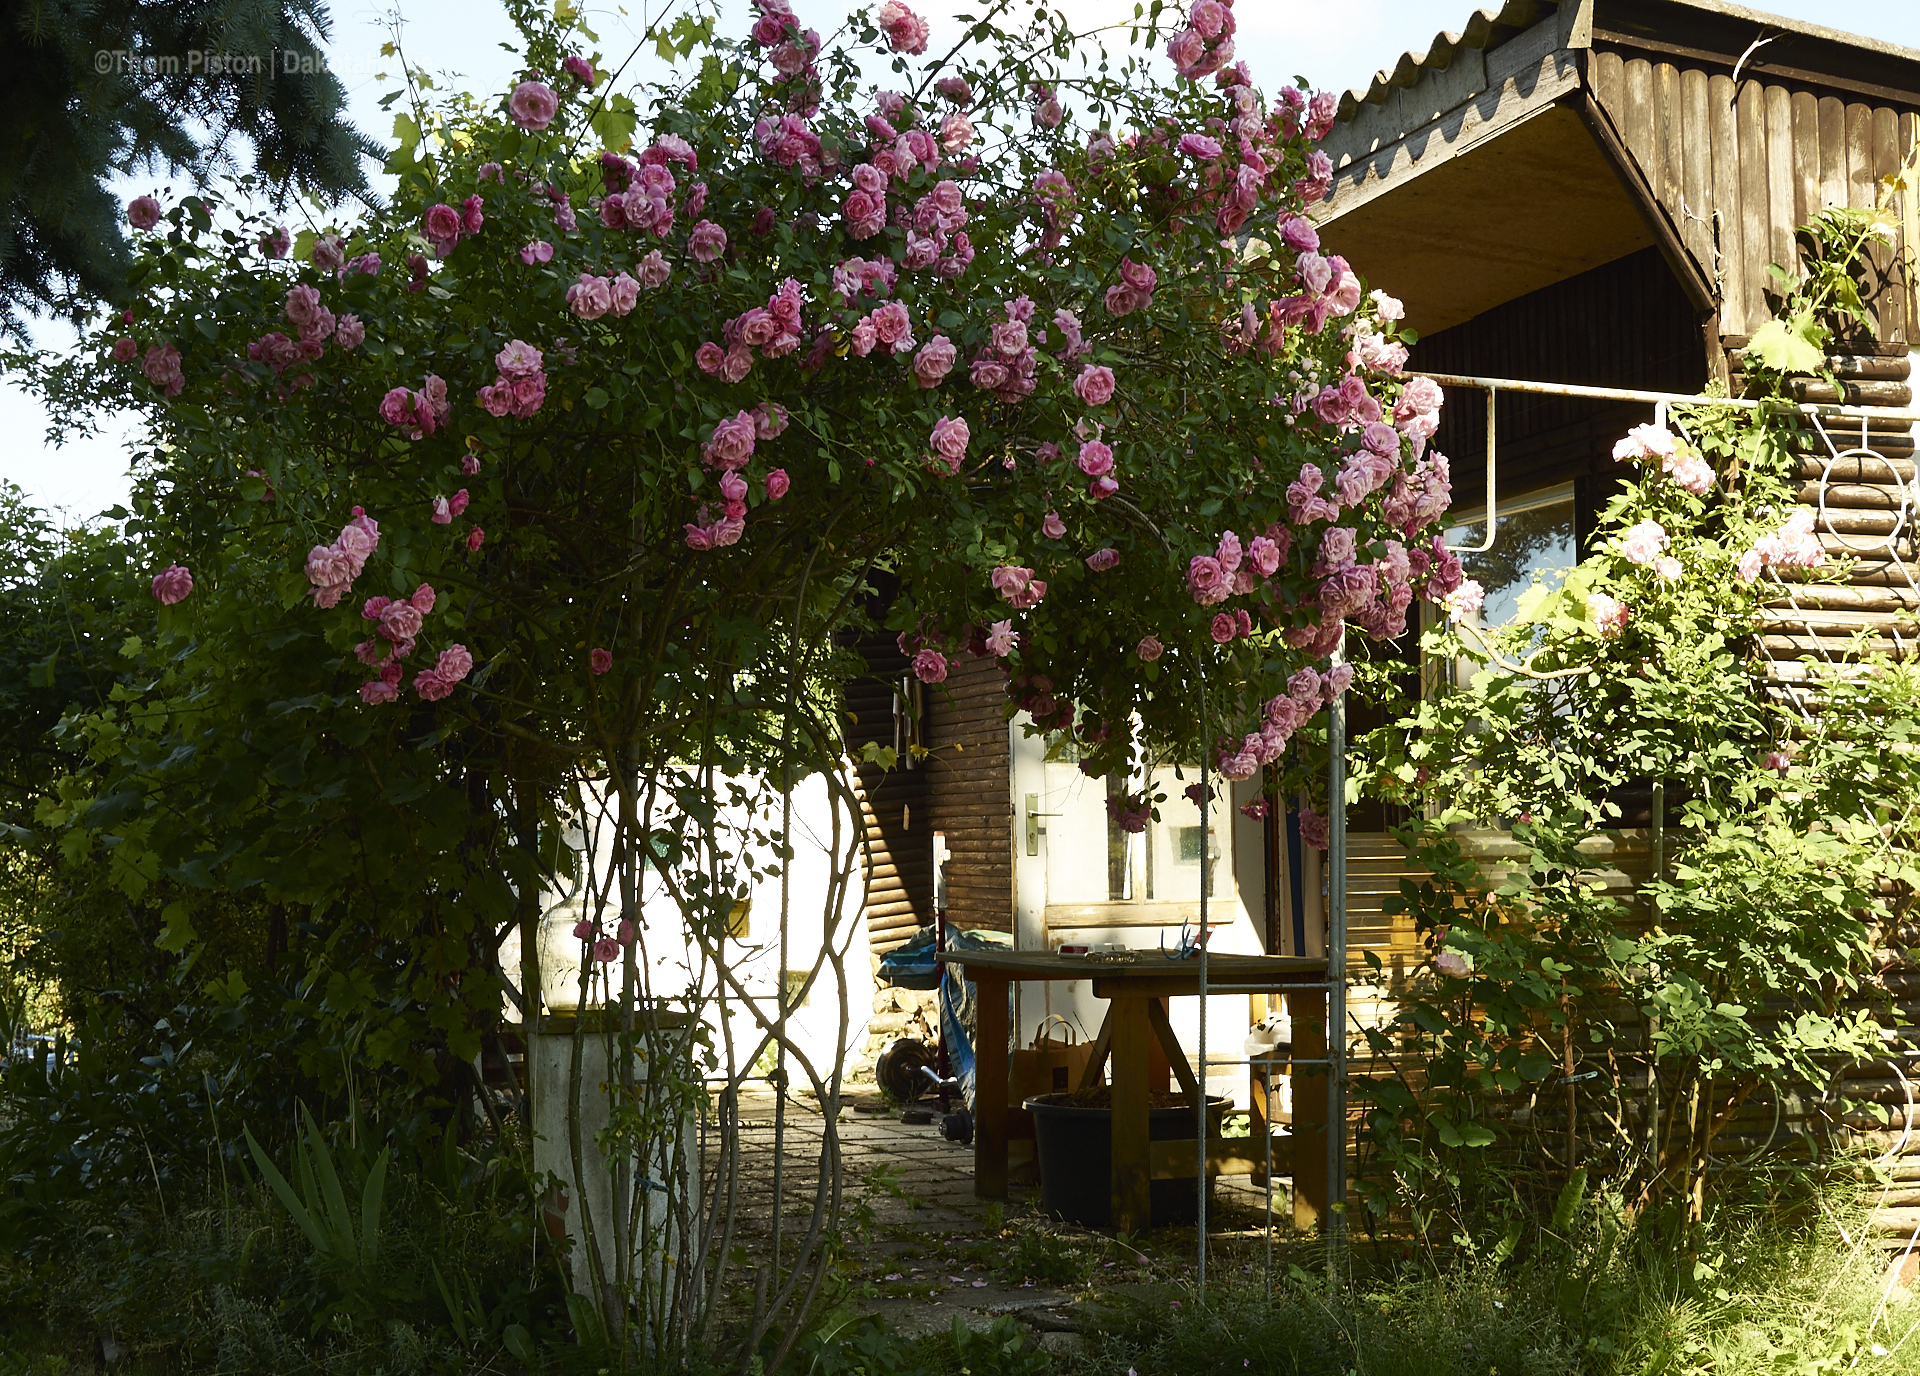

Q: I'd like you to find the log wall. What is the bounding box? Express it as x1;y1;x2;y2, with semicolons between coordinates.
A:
922;656;1014;935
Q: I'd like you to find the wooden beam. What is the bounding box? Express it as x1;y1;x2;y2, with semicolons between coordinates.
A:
1145;997;1203;1104
1079;1008;1113;1091
1109;997;1153;1235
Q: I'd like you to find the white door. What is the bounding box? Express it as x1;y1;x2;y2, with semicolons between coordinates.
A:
1008;717;1263;1095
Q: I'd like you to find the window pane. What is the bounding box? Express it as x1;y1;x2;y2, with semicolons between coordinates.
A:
1446;491;1576;627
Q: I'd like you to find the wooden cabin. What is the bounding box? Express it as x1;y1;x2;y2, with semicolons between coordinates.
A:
847;0;1920;1229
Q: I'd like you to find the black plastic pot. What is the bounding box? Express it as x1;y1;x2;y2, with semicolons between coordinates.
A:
1024;1092;1228;1229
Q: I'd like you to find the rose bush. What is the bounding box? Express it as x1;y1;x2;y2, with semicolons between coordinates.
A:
20;0;1462;1354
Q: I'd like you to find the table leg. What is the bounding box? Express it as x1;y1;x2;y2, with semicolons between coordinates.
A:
1288;988;1328;1231
973;974;1009;1199
1109;995;1152;1233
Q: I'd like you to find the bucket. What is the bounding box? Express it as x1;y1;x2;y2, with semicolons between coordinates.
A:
1024;1091;1228;1229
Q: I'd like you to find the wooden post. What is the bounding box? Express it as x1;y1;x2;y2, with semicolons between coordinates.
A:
1110;995;1153;1233
1288;988;1328;1231
1144;997;1172;1092
973;972;1009;1199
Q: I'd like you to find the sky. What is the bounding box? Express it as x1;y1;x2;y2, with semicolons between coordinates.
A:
7;0;1920;523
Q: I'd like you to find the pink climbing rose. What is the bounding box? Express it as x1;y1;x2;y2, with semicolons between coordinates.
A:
1137;636;1164;661
1620;520;1669;566
509;80;560;130
127;195;161;230
985;620;1016;657
1074;365;1116;406
912;648;949;683
1588;592;1630;637
1443;579;1485;623
150;564;193;604
875;0;930;54
590;648;614;675
929;415;970;466
991;565;1047;609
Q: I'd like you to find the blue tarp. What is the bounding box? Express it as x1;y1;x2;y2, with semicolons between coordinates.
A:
876;925;1010;1109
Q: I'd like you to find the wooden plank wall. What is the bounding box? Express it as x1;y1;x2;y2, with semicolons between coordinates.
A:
843;636;935;956
922;657;1014;934
1589;47;1915;344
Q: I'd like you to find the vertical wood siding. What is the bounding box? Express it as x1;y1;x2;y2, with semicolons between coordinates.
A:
1590;48;1916;343
844;637;935;955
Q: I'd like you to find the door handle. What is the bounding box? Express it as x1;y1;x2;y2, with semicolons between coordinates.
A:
1024;793;1062;856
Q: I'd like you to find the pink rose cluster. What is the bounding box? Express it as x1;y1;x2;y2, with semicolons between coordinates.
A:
379;374;451;439
1104;258;1158;318
565;270;642;319
969;297;1041;401
1613;423;1715;496
1072;425;1119;500
1736;509;1825;583
1442;579;1485;623
150;564;193;605
247;284;361;378
599;138;702;237
306;507;381;608
1214;665;1354;783
476;340;547;418
874;1;929;54
1269;249;1362;339
1166;0;1236;81
898;178;972;278
755;112;825;180
699;277;808;381
430;489;470;525
127;195;162;230
1276;86;1340;145
991;564;1047;610
831;255;898;304
685;404;789;548
422;195;485;258
846;298;914;360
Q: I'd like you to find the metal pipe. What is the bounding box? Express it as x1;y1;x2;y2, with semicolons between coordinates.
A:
1326;636;1349;1277
1448;386;1499;554
1410;371;1920;423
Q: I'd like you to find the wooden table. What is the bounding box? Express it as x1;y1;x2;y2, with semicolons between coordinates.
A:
939;949;1330;1233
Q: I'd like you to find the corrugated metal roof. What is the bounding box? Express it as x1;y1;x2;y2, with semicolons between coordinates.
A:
1334;0;1920;125
1335;0;1556;124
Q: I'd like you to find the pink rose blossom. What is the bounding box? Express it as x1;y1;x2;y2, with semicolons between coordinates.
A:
1187;555;1231;605
1668;453;1715;495
1075;440;1113;478
638;250;671;288
913;335;957;388
765;468;791;500
912;648;949;683
590;647;613;675
985;619;1016;657
1620;520;1669;566
1075;365;1116;406
929;415;970;467
1433;950;1470;978
111;336;137;363
496;339;543;378
520;239;554;265
1086;548;1120;572
689;219;728;262
1653;555;1682;580
1088;476;1119;499
334;315;365;350
1210;612;1236;644
466;527;485;551
508;80;560;130
1588;592;1629;637
704;412;758;469
1137;636;1164;661
150;564;193;604
564;54;597;86
127;195;161;230
141;343;184;397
